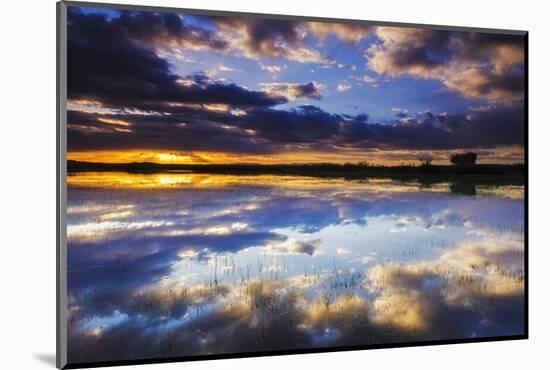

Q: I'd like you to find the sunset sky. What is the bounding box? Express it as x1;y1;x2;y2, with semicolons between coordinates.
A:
66;6;526;165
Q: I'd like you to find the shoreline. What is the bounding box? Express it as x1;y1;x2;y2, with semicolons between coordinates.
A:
67;160;525;187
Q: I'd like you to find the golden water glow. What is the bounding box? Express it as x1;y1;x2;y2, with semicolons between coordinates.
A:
67;171;427;190
66;172;523;200
67;172;363;189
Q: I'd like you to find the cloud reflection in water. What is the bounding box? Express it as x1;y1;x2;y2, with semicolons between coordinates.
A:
67;173;524;363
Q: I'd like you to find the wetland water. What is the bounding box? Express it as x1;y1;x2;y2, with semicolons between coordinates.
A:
66;172;525;363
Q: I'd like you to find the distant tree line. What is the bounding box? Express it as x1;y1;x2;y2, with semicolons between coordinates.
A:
415;152;478;167
450;152;477;166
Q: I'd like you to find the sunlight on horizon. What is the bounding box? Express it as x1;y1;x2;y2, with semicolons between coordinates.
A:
67;147;525;166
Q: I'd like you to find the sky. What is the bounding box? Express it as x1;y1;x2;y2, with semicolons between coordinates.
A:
66;6;526;165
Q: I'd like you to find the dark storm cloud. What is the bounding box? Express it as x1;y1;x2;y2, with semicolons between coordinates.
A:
445;105;525;148
336;104;524;150
108;10;228;50
457;32;526;63
241;105;340;142
67;110;276;154
217;17;304;54
387;30;454;69
297;82;322;99
461;68;524;100
262;103;525;151
67;9;285;111
68;100;523;153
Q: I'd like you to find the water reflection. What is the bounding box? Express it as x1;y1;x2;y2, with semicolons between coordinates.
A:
67;172;524;363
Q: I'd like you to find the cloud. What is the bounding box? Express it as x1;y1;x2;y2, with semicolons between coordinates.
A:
265;238;321;255
392;107;409;118
106;9;228;52
67;9;524;157
69;99;524;154
67;107;274;154
367;27;525;101
68;237;524;362
335;103;524;150
367;238;524;334
260;82;322;100
213;18;373;63
183;16;373;63
336;83;352;92
358;74;378;86
240;105;341;144
307;22;373;43
67;9;374;73
443;66;524;101
215;17;328;63
218;64;238;72
259;63;288;74
303;293;374;345
67;9;286;113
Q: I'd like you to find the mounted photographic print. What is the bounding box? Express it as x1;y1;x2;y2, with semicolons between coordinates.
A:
56;1;527;368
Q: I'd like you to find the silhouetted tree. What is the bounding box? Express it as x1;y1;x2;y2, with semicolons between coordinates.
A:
450;152;477;166
417;154;434;166
450;182;477;196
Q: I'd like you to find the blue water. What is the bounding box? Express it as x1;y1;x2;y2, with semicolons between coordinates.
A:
66;173;525;363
